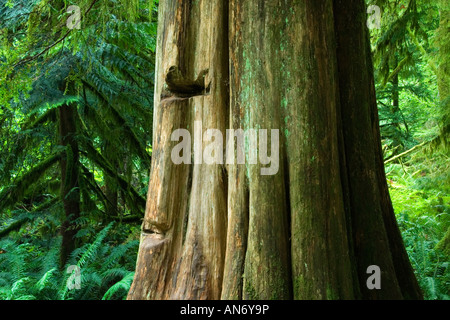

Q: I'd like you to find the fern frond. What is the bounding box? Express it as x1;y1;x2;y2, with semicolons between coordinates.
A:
59;222;114;299
102;271;134;300
101;240;139;271
77;222;114;269
34;268;58;292
7;277;32;300
101;267;130;282
39;239;61;276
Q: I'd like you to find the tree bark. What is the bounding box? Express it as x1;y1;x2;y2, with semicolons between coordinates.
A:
437;0;450;140
59;103;81;268
128;0;423;300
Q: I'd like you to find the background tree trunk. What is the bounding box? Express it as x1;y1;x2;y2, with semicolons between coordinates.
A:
128;0;423;300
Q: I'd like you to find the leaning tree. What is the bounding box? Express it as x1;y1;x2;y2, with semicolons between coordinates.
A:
128;0;423;300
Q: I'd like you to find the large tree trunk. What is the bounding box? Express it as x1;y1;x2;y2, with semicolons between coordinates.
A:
128;0;423;300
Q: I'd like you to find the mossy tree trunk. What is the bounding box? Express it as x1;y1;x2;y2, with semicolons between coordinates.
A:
58;102;81;268
437;0;450;140
128;0;423;300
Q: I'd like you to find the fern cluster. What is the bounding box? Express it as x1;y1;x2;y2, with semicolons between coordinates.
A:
0;222;139;300
387;151;449;299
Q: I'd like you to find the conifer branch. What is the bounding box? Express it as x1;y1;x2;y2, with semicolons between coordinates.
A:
13;0;100;68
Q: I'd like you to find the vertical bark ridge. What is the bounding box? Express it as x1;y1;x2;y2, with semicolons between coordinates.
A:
282;0;355;300
128;0;423;301
221;0;250;300
129;0;229;300
230;0;291;300
58;103;80;268
333;0;408;299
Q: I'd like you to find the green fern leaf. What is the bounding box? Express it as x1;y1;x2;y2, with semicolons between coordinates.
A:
102;272;134;300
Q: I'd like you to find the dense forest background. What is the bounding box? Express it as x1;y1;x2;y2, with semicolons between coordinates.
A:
0;0;448;300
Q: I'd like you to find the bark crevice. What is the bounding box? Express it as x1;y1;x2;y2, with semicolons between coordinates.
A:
128;0;423;300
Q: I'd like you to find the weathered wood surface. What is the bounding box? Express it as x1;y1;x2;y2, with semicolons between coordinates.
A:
128;0;423;300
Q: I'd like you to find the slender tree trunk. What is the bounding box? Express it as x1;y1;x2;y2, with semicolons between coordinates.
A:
128;0;422;300
104;140;118;218
59;103;80;268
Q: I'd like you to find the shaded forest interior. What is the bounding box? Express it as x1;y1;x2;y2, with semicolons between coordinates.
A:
0;0;448;300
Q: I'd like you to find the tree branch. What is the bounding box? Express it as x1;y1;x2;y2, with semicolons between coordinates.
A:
384;140;430;164
13;0;100;68
0;218;29;238
382;54;411;87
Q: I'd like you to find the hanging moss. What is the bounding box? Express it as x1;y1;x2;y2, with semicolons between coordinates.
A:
81;138;146;214
0;152;62;213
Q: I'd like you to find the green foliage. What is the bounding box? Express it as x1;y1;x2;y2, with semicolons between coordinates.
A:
0;0;155;219
0;1;155;300
102;271;135;300
370;0;449;299
0;0;447;301
387;151;449;300
369;0;448;155
0;223;139;300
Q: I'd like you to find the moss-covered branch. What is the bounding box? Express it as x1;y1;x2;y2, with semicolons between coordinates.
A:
80;140;146;214
0;152;63;213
